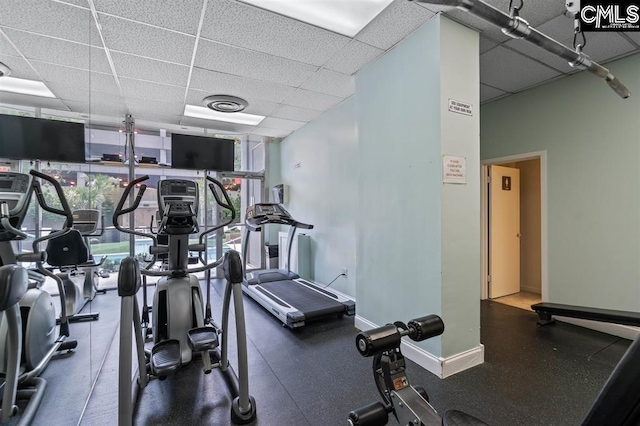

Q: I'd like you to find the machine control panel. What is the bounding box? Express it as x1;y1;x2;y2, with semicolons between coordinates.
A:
72;209;100;235
0;172;32;216
158;179;198;217
246;203;291;220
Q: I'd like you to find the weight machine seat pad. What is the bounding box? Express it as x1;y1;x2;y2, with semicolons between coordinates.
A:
45;229;89;267
0;265;28;311
442;410;489;426
260;280;346;320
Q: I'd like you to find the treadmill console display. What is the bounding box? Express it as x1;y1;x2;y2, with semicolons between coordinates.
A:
247;203;290;220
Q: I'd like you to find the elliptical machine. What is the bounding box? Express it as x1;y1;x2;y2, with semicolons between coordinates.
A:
0;170;77;424
114;175;256;425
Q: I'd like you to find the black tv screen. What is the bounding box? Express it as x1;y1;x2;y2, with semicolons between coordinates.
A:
0;114;86;163
171;134;235;172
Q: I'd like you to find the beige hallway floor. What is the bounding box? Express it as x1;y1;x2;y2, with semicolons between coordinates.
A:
492;291;541;311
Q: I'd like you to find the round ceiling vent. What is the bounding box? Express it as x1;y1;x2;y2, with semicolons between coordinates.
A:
0;62;11;77
203;95;248;113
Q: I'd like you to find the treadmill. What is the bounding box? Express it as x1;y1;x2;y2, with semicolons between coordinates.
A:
241;203;355;328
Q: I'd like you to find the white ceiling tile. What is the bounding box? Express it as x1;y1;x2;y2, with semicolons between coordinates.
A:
2;29;112;72
179;116;257;133
414;2;455;14
135;113;183;126
63;99;127;117
480;46;560;92
323;40;385;76
625;32;640;46
480;84;507;102
185;89;278;116
56;0;88;7
201;0;349;67
251;126;291;138
300;69;354;98
480;36;498;54
576;33;636;64
189;67;297;104
259;117;305;131
94;0;204;35
356;0;435;50
195;39;318;87
283;89;343;111
0;0;100;46
505;39;574;73
97;14;195;65
270;104;322;122
0;91;69;110
0;54;39;80
125;97;184;117
120;78;185;104
30;62;118;92
111;52;190;86
534;14;577;43
48;82;123;105
0;32;20;56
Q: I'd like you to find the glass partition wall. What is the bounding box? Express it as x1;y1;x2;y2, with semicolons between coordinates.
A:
0;107;266;425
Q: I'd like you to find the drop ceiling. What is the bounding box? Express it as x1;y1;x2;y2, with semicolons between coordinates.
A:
0;0;638;138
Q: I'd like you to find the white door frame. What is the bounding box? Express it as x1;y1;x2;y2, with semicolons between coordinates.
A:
480;151;548;301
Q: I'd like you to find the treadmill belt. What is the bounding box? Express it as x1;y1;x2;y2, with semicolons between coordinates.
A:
260;280;346;321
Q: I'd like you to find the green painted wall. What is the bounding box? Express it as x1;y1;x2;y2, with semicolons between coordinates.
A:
356;15;480;357
481;53;640;310
279;98;358;296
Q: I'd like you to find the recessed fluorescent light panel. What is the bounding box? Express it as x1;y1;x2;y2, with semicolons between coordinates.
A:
0;77;56;98
184;105;265;126
238;0;394;37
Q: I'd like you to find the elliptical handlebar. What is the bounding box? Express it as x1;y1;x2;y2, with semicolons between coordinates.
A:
29;170;77;337
113;175;149;226
198;175;236;247
30;170;74;228
112;175;237;276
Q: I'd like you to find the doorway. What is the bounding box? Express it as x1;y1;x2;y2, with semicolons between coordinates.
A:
481;152;547;311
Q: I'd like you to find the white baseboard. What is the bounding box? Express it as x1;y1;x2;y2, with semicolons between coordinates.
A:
555;316;640;340
354;315;484;379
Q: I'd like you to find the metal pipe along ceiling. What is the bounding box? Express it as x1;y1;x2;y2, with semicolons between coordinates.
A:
411;0;631;99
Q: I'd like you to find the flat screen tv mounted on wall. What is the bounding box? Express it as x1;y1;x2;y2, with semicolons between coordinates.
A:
0;114;86;163
170;133;235;172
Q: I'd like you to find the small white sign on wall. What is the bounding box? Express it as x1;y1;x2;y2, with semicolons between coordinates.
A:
443;155;467;184
448;99;473;116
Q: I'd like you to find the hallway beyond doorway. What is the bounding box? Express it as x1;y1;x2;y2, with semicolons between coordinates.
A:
493;291;541;312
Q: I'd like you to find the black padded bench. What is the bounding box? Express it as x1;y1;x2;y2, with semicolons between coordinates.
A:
531;302;640;327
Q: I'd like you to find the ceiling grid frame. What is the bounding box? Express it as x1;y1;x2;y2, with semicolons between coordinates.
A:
0;0;635;133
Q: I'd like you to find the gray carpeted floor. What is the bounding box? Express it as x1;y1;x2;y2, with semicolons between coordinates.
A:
24;278;631;426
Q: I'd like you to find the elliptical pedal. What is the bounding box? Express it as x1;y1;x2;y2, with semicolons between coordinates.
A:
187;326;219;374
150;339;181;377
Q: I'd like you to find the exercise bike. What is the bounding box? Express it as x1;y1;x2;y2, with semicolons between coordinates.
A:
44;209;107;323
114;175;256;426
348;315;488;426
0;170;77;424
